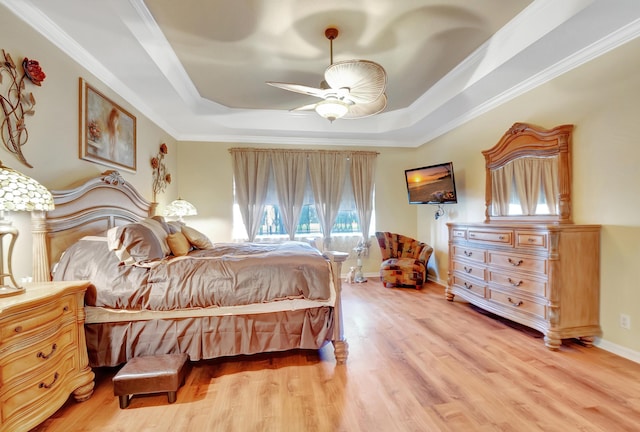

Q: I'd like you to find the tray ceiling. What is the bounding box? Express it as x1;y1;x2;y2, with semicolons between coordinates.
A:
4;0;640;147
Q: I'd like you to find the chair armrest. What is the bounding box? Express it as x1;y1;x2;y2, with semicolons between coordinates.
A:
418;245;434;265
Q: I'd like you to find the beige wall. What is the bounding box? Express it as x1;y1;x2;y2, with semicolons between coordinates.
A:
4;4;640;359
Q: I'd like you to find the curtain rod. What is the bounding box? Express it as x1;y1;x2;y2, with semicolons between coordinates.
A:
228;147;379;156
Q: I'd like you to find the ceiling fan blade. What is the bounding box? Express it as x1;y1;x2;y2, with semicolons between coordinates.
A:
343;93;387;119
266;82;328;99
324;60;387;104
290;103;317;112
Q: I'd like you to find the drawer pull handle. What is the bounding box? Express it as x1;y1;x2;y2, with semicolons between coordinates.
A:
507;297;523;307
499;236;505;240
469;233;476;238
508;278;523;287
464;266;472;274
39;372;59;389
63;305;69;312
14;325;23;333
37;343;58;360
508;258;523;266
464;251;473;257
528;238;536;243
464;282;473;289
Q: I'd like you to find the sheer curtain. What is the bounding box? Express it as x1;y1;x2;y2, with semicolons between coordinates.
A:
272;151;308;240
308;152;347;250
513;158;541;215
491;163;513;216
230;149;271;241
492;156;559;216
350;152;376;250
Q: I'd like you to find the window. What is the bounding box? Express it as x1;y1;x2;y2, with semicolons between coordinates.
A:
257;205;360;236
230;148;376;243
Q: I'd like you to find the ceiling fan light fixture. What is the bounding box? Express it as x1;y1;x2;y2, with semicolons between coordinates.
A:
315;98;349;122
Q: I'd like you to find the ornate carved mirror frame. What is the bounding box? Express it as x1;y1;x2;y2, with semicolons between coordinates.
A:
483;122;574;224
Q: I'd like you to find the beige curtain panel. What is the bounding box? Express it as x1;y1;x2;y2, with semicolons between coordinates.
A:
230;148;377;243
491;156;559;216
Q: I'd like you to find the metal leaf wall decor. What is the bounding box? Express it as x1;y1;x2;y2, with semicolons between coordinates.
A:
0;49;46;168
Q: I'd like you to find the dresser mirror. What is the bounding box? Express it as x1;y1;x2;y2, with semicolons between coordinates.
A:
483;122;574;224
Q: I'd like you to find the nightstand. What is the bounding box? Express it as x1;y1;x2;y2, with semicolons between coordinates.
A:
0;281;95;432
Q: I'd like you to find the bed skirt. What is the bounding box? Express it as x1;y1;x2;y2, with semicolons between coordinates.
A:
85;306;335;367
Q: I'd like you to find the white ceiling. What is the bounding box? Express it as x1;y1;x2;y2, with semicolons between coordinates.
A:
4;0;640;147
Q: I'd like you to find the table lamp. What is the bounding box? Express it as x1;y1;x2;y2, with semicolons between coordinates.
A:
0;161;54;297
164;198;197;222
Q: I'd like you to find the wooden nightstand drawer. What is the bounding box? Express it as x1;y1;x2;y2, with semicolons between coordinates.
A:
1;351;76;424
0;323;75;381
0;295;75;346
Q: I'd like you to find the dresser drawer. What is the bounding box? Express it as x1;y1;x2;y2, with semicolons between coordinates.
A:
452;244;486;263
1;351;76;424
488;271;547;297
0;295;76;346
452;275;486;298
488;251;548;275
0;323;75;381
516;231;548;249
452;260;485;281
488;289;545;320
467;229;512;245
451;229;467;240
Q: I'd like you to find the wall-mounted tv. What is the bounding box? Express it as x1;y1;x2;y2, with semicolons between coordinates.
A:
405;162;458;204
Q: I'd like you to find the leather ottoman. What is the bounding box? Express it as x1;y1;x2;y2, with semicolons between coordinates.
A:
113;353;190;408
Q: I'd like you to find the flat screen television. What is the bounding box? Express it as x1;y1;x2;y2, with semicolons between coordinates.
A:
405;162;458;204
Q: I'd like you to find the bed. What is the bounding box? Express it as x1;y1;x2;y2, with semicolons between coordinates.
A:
31;170;348;367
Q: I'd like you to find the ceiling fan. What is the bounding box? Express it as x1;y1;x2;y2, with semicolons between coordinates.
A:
266;27;387;122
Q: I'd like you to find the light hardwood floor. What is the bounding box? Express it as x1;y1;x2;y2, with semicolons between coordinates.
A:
31;280;640;432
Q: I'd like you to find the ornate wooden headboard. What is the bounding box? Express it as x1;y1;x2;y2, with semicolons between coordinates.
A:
31;171;152;282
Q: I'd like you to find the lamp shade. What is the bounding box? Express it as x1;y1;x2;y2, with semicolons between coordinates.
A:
0;162;54;212
315;98;349;122
164;198;197;221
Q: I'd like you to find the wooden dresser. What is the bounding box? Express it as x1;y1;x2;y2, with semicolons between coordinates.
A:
446;222;601;349
0;281;94;432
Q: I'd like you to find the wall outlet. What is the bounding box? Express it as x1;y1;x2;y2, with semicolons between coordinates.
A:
620;313;631;330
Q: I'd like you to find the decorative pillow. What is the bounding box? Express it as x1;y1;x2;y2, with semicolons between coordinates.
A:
138;217;171;255
167;220;185;234
182;225;213;249
167;231;191;256
107;223;166;265
151;215;171;234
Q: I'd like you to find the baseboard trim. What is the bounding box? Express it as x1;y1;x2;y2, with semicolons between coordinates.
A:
594;339;640;364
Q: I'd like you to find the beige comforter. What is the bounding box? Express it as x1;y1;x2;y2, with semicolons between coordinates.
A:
53;238;332;311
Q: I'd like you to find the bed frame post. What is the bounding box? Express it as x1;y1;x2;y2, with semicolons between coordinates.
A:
323;250;349;364
32;211;50;282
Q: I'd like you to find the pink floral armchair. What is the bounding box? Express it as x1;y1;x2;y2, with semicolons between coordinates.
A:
374;232;433;289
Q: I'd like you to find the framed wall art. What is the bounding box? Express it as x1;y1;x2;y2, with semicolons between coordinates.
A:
79;77;136;172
